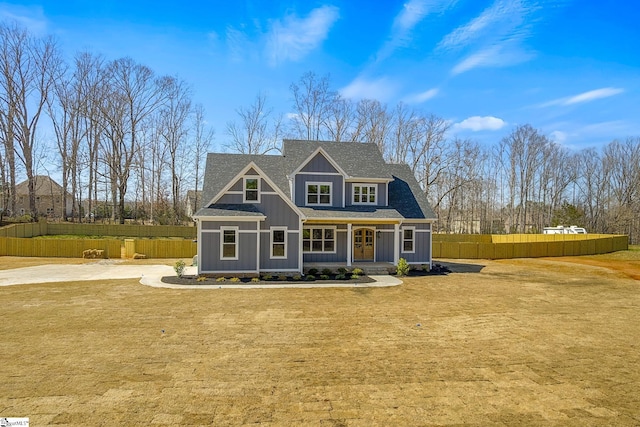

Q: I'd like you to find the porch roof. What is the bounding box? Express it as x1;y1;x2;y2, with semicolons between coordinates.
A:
299;206;404;222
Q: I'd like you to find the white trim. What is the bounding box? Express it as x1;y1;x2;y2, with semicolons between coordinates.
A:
352;183;377;205
197;216;266;222
270;226;288;259
305;181;333;206
289;147;349;178
347;223;352;267
296;171;342;176
401;226;416;254
197;216;202;276
385;183;389;207
220;226;239;260
261;191;278;196
302;226;337;254
345;177;393;183
224;191;243;195
259;268;302;273
243;176;261;203
393;224;400;264
415;229;431;233
199;270;260;275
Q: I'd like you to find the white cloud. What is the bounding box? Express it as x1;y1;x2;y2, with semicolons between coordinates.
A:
454;116;506;131
266;6;339;66
540;87;625;107
340;76;398;102
0;4;48;35
550;130;567;143
377;0;458;61
452;43;534;75
404;88;439;103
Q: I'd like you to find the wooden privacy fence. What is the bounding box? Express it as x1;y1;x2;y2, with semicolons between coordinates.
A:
124;239;197;259
0;221;197;239
432;234;628;259
0;237;122;258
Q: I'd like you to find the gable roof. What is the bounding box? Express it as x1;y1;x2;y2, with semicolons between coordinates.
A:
283;139;393;180
15;175;67;197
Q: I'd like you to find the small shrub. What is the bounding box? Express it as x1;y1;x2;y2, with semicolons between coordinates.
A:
230;277;241;283
196;276;207;282
396;258;410;277
306;274;316;281
278;275;288;281
320;274;330;280
307;268;319;275
251;277;260;283
335;274;346;280
352;267;364;275
321;268;333;276
174;260;186;277
293;274;302;281
422;264;429;271
351;273;360;280
262;274;273;281
337;267;348;274
215;277;226;282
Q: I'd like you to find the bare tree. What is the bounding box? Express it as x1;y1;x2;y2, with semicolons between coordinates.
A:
225;92;281;154
191;103;213;210
289;71;334;140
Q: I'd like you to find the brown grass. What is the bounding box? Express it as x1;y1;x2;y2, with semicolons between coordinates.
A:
1;252;639;425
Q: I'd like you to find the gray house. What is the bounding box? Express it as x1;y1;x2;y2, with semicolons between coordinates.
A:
194;139;437;275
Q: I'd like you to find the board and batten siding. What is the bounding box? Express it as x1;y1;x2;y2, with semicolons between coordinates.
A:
294;174;344;208
259;232;300;271
400;222;431;264
345;182;387;207
300;152;338;173
199;225;259;272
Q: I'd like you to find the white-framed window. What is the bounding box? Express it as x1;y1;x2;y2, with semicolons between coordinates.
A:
306;182;332;206
353;184;377;205
243;177;260;203
220;226;239;260
270;227;287;259
302;227;336;253
402;227;415;253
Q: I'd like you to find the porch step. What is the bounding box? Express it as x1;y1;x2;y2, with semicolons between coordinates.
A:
357;266;394;275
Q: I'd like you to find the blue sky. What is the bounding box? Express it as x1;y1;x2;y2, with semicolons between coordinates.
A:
3;0;639;151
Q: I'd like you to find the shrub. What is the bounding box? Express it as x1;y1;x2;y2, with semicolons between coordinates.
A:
321;268;333;276
174;260;186;277
305;275;316;281
351;273;360;280
230;277;241;283
251;277;260;283
262;274;273;281
293;274;302;281
396;258;410;277
337;267;348;274
335;274;346;280
278;275;288;281
352;267;364;275
307;268;319;275
215;277;226;282
320;274;330;280
196;276;207;282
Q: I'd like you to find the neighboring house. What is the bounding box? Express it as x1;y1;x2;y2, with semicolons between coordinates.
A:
184;190;203;218
194;139;437;275
15;175;72;219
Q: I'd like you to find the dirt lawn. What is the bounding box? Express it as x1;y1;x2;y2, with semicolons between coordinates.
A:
1;252;639;426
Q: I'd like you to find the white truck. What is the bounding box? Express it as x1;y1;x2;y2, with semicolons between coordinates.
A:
543;225;587;234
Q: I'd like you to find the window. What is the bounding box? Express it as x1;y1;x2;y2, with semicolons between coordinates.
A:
353;184;376;204
271;227;287;259
302;227;335;253
220;227;238;260
243;177;260;203
306;182;332;206
402;227;415;253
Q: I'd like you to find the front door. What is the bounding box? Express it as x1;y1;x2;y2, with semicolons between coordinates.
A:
353;228;374;261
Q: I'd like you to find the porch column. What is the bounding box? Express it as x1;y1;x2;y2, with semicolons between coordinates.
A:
393;223;400;264
347;223;352;267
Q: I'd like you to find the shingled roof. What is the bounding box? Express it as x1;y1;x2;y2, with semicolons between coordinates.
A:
197;140;436;221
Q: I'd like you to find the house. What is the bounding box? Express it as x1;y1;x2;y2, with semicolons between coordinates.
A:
15;175;72;219
184;190;202;218
193;139;437;275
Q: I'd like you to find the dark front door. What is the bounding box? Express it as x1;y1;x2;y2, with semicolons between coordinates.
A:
353;228;374;261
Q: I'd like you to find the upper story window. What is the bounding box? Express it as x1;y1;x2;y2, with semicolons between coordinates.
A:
306;182;332;206
243;177;260;203
353;184;376;205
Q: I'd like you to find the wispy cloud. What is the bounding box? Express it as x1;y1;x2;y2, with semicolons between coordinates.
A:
377;0;458;62
340;76;399;102
440;0;549;75
454;116;506;131
403;88;439;104
266;6;339;66
0;3;48;35
540;87;625;107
